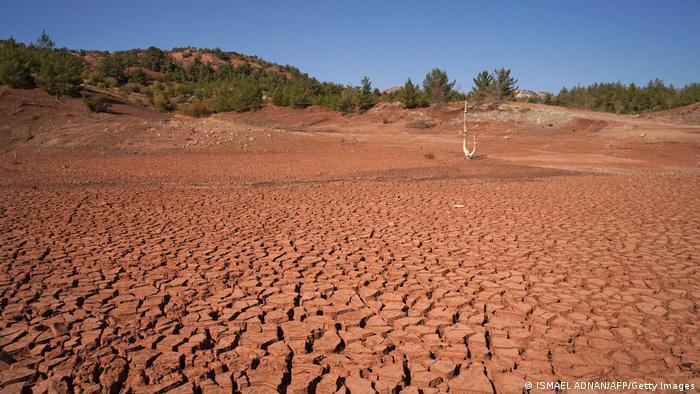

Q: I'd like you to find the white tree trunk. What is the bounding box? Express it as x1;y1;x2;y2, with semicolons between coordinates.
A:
462;101;477;159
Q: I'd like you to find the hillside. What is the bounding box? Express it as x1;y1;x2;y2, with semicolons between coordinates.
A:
2;87;698;174
80;46;294;80
0;39;359;116
642;102;700;125
4;37;699;122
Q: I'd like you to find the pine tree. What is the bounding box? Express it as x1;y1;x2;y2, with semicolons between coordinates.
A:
494;68;517;100
0;39;35;88
422;68;455;109
99;54;127;85
141;46;165;71
271;86;289;106
471;70;495;101
400;78;419;109
213;79;262;112
542;92;554;105
288;83;311;108
128;69;149;85
36;50;85;96
36;30;55;49
337;87;356;114
356;76;377;112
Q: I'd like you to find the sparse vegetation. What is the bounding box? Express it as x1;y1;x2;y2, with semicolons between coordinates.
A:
406;120;435;129
179;99;211;117
83;94;110;113
151;90;175;112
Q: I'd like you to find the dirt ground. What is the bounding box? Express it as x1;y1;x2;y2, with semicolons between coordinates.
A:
0;89;699;393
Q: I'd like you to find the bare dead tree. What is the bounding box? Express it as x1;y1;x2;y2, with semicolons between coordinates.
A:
462;101;477;159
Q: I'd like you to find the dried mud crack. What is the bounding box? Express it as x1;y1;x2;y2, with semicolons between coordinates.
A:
1;170;698;393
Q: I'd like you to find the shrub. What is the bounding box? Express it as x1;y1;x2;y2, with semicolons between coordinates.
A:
285;83;312;108
101;77;119;88
179;99;210;117
407;120;436;129
213;81;262;112
152;91;174;111
141;46;165;71
271;87;288;106
336;87;356;114
289;91;311;108
98;54;127;85
127;69;149;85
83;95;110;112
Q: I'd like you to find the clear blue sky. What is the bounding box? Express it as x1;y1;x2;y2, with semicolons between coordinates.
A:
2;0;699;92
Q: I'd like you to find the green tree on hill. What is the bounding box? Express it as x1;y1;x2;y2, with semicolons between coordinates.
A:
36;50;85;96
471;68;517;102
675;83;700;107
356;76;378;112
0;39;35;88
270;86;288;106
423;68;455;109
184;58;215;82
128;68;149;85
552;79;692;114
399;78;420;109
494;68;518;100
4;34;698;116
36;30;55;49
471;70;495;101
337;87;356;114
288;83;312;108
141;46;166;71
99;54;128;85
213;79;262;112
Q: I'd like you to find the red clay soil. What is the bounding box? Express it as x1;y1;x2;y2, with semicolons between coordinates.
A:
1;88;699;393
643;102;700;126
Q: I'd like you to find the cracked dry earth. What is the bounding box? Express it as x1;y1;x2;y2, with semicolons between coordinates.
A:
1;168;699;393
